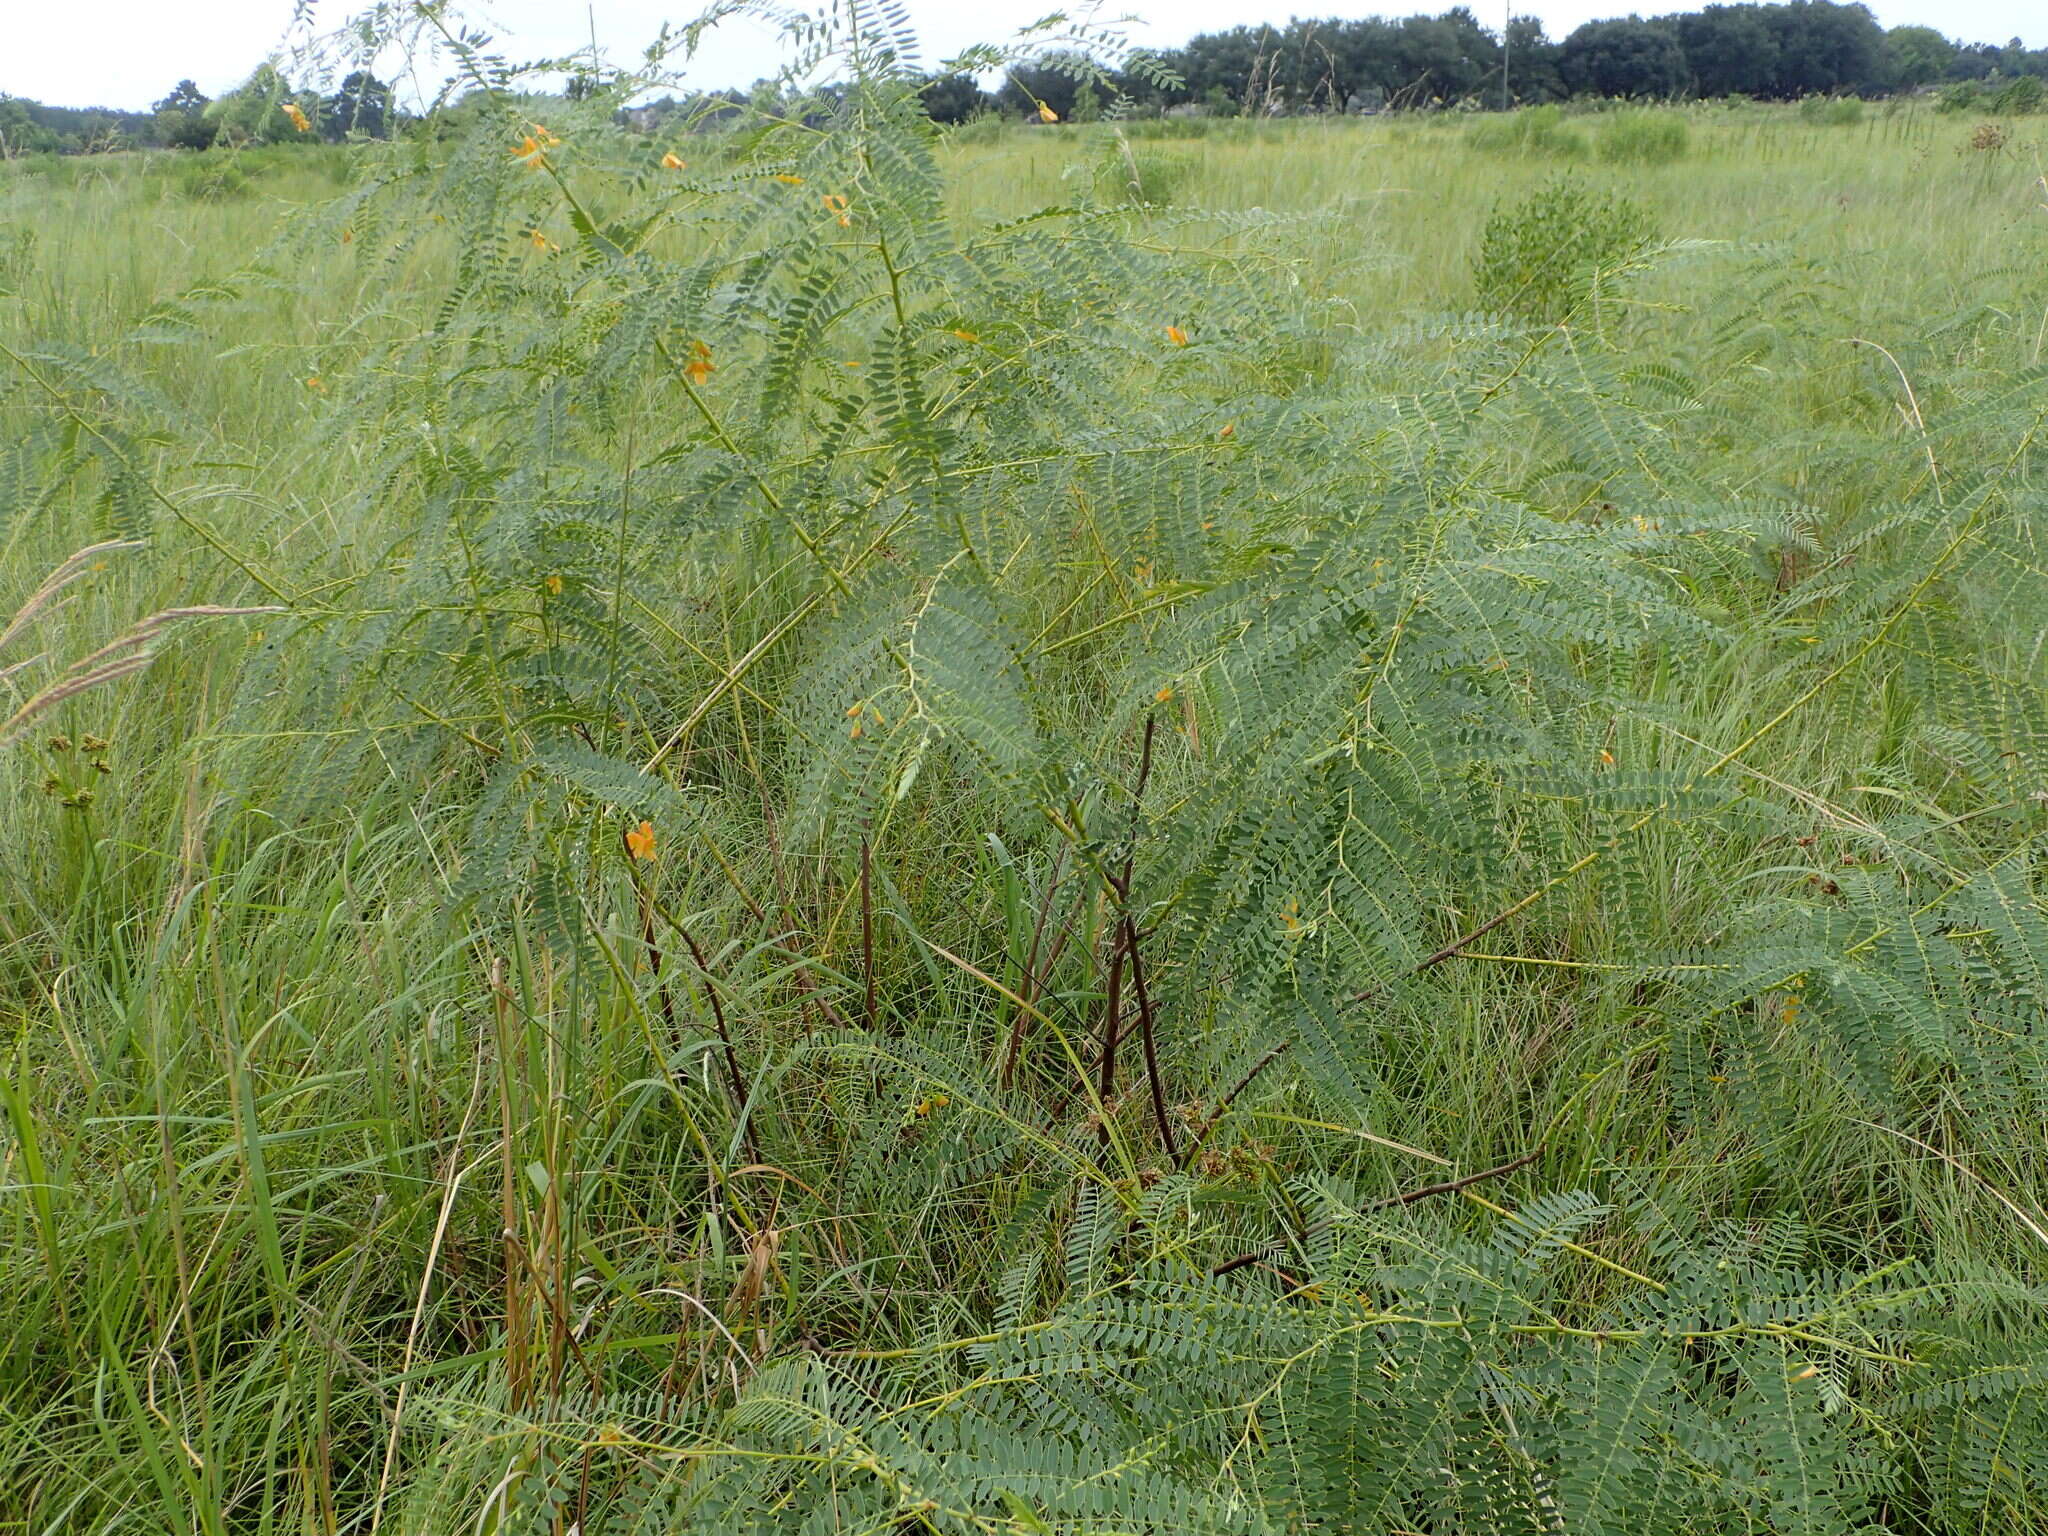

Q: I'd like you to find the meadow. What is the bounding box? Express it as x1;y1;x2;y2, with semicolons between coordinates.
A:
2;82;2047;1534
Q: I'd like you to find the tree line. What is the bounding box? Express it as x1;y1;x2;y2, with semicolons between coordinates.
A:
0;68;394;157
968;1;2045;119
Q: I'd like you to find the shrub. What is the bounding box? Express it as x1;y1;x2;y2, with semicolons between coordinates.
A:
1594;108;1689;165
1993;75;2046;116
1472;174;1658;322
170;159;251;201
1098;137;1194;204
1799;96;1865;126
1466;104;1590;159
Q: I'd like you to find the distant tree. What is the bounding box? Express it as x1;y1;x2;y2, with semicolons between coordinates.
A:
324;71;392;140
1677;6;1781;96
1559;16;1689;98
152;79;216;151
1504;18;1567;104
153;80;209;117
1761;0;1886;97
918;74;994;124
1884;25;1955;91
0;96;63;156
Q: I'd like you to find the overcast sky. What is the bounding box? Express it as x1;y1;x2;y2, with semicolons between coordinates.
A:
7;0;2043;112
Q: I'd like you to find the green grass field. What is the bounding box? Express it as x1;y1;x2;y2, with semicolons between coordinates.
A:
3;89;2047;1534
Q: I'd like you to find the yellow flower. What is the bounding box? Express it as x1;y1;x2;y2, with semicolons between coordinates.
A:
849;721;864;739
661;151;687;170
282;102;312;134
683;339;715;387
340;229;353;244
822;192;851;227
1165;325;1188;347
1038;102;1059;124
304;374;325;392
512;133;552;170
1599;748;1615;765
1218;421;1234;440
951;328;978;343
626;821;657;862
773;173;805;186
1155;685;1174;704
544;574;563;594
913;1094;950;1117
529;228;558;252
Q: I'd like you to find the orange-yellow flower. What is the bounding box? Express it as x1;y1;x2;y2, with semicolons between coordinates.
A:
683;339;715;387
1155;685;1174;704
626;821;657;861
512;130;555;170
1165;325;1188;347
822;192;851;227
544;574;563;594
529;228;558;252
1217;421;1234;440
661;151;687;170
282;102;312;134
1038;102;1059;124
340;228;353;244
304;374;325;392
951;328;978;343
773;173;805;186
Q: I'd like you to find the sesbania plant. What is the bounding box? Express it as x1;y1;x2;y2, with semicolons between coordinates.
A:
5;3;2047;1532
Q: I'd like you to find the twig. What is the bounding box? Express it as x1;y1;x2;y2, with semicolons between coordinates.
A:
1124;919;1177;1163
1368;1145;1542;1210
1210;1145;1543;1276
860;837;878;1033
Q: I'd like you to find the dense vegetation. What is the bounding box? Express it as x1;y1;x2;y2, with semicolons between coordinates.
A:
3;11;2047;1534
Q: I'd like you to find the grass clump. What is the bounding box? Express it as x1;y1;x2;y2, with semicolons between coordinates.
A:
1800;95;1866;126
1595;107;1691;164
1467;103;1591;159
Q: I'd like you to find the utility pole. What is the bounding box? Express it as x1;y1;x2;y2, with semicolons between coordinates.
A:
1502;0;1512;111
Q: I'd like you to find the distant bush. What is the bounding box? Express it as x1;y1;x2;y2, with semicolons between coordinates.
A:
1799;96;1865;125
1466;104;1590;159
1997;75;2047;115
945;114;1004;146
1939;76;2047;116
1473;174;1658;322
167;159;252;201
1097;137;1194;204
1594;109;1689;164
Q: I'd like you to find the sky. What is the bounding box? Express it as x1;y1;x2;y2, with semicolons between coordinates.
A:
5;0;2043;113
